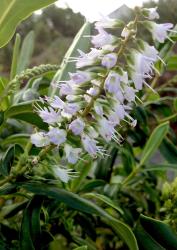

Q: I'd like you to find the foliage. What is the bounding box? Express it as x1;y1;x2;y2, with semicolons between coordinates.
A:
0;2;177;250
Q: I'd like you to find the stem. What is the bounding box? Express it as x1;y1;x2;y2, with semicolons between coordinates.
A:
80;14;139;118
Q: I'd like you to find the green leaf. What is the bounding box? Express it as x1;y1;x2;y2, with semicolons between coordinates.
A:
0;111;4;126
0;78;9;111
140;122;169;166
134;225;165;250
144;163;177;172
80;179;106;192
167;55;177;71
10;33;21;80
0;134;30;147
84;193;124;215
1;201;28;219
22;182;138;250
0;183;17;195
140;215;177;250
0;0;57;48
71;155;92;192
74;246;88;250
17;31;35;74
159;138;177;164
50;22;91;96
4;101;48;130
20;196;43;250
0;144;23;176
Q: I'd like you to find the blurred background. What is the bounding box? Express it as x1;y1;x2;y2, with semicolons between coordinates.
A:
0;0;177;76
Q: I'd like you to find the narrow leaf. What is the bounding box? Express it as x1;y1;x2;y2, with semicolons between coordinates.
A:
140;122;169;166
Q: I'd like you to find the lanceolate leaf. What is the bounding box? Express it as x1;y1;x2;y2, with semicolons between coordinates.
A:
0;0;57;48
20;196;43;250
22;182;138;250
17;31;35;74
140;122;169;166
140;215;177;250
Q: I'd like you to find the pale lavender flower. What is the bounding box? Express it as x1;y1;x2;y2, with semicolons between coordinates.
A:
82;134;98;156
114;104;125;120
91;27;116;48
69;118;85;135
48;128;66;145
124;86;137;102
38;107;61;125
51;96;64;109
94;103;104;116
148;22;173;43
101;53;117;69
98;117;115;142
104;71;121;93
31;132;50;147
76;48;102;68
62;103;80;118
95;16;118;29
60;82;74;96
64;144;82;164
108;111;120;126
69;71;91;84
143;7;159;20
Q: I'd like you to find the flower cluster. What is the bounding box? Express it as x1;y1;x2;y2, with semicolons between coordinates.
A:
31;7;174;170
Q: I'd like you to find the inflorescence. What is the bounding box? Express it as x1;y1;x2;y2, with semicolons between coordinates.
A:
31;7;175;175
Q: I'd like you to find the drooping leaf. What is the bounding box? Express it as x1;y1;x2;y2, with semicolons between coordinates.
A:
140;214;177;250
140;122;169;166
22;182;138;250
0;0;57;48
134;225;165;250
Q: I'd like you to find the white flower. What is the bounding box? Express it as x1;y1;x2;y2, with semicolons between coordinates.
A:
31;132;50;147
121;27;131;38
95;16;118;29
65;144;82;164
91;27;116;48
76;48;102;68
104;71;121;94
48;128;67;145
69;118;85;135
53;166;76;183
101;53;117;69
143;7;159;20
148;22;173;43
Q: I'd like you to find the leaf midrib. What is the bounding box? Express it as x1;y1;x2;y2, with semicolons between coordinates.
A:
0;0;16;26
